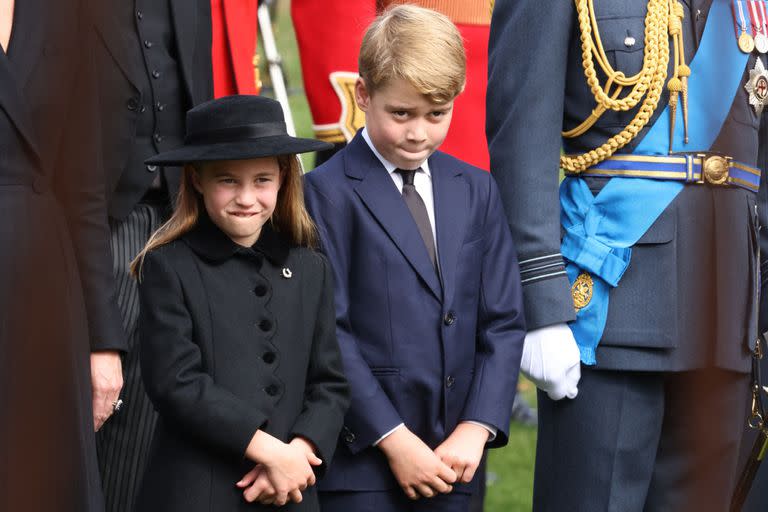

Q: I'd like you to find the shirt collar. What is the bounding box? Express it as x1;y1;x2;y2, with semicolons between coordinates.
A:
183;210;290;266
361;127;431;177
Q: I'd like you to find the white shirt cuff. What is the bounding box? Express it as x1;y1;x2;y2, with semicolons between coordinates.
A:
373;423;404;446
463;421;498;443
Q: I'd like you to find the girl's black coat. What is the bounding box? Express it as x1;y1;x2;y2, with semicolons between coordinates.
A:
135;217;349;511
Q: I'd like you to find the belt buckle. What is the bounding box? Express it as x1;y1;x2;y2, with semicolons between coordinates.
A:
698;153;732;186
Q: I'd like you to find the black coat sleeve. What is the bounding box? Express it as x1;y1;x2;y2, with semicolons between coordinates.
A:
138;249;269;458
54;5;126;352
289;254;350;477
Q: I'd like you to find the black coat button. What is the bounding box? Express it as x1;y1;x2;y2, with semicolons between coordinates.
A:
443;311;456;326
253;284;268;297
262;352;276;364
265;384;279;396
445;375;455;388
152;70;160;79
136;10;143;19
258;319;272;332
144;40;153;49
344;431;356;443
156;101;165;112
126;97;139;111
153;133;163;143
146;164;158;173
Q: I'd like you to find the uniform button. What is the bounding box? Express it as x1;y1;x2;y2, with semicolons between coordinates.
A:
144;40;153;49
344;431;356;443
153;133;163;143
146;164;158;173
443;311;456;326
152;70;160;79
253;284;268;297
262;351;276;364
265;384;279;396
445;375;455;388
140;105;147;113
258;319;272;331
136;10;143;19
155;101;165;112
126;97;139;111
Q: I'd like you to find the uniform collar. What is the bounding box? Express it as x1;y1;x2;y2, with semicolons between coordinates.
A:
183;211;290;266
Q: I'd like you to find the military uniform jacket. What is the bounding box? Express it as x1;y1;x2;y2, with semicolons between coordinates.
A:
488;0;767;372
135;216;350;512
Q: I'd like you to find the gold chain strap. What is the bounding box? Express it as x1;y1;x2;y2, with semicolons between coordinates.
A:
561;0;687;173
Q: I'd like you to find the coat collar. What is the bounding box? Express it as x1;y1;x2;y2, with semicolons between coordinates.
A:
183;211;290;266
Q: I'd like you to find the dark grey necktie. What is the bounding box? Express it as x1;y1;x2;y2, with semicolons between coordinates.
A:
396;168;437;268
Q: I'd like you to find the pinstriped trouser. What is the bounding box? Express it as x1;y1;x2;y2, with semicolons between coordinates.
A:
96;203;161;512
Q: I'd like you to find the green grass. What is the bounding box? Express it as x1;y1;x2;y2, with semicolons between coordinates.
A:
263;2;537;509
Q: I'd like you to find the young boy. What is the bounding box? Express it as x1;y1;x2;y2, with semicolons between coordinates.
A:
303;5;526;511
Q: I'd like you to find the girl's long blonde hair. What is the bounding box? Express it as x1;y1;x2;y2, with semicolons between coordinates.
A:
130;155;318;276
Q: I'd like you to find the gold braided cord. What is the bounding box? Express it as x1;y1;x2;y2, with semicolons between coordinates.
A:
561;0;688;172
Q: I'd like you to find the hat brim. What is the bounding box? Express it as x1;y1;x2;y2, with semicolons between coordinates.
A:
145;135;334;166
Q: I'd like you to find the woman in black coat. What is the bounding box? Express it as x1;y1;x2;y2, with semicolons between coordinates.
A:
133;96;349;511
0;0;126;510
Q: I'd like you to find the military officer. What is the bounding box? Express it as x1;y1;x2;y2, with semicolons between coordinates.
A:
488;0;767;509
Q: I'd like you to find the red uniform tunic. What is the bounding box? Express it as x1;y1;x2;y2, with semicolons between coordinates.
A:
211;0;259;97
292;0;491;169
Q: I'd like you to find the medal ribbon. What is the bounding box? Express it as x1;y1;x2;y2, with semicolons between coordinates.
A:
760;1;768;37
734;0;752;36
749;0;762;35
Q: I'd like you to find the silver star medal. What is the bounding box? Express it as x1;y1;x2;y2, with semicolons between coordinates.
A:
745;57;768;115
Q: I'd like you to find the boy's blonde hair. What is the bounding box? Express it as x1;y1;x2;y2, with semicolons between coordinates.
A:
359;4;466;104
130;155;317;276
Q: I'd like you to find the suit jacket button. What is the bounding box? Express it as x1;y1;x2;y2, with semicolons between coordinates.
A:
258;318;273;332
262;351;276;364
344;431;356;443
126;97;139;111
443;311;456;326
265;384;279;396
445;375;455;388
253;284;268;297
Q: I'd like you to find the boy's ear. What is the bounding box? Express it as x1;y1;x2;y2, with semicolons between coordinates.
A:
354;77;371;112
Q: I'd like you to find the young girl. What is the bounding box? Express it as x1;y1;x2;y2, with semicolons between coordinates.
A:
131;95;349;511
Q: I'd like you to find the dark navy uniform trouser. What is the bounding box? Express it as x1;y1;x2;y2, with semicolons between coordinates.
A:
534;366;749;512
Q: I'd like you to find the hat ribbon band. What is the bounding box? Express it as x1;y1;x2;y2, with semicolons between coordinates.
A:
185;122;287;145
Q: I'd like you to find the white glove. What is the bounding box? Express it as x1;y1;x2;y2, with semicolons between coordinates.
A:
520;323;581;401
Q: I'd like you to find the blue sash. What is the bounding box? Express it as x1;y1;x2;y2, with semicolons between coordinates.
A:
561;0;749;364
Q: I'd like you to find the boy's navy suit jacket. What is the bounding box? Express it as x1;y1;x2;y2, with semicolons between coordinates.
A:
303;131;526;493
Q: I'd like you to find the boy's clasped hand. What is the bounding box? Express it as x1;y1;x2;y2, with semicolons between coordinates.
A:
378;423;489;500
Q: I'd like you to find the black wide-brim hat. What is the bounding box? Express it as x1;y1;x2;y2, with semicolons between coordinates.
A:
145;95;332;166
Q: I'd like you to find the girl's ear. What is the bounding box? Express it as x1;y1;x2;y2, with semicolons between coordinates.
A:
188;164;204;194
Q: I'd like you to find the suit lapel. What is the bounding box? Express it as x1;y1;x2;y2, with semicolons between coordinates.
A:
170;0;197;103
9;0;45;87
94;2;141;91
0;55;41;163
431;154;468;306
346;135;442;300
0;0;42;163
